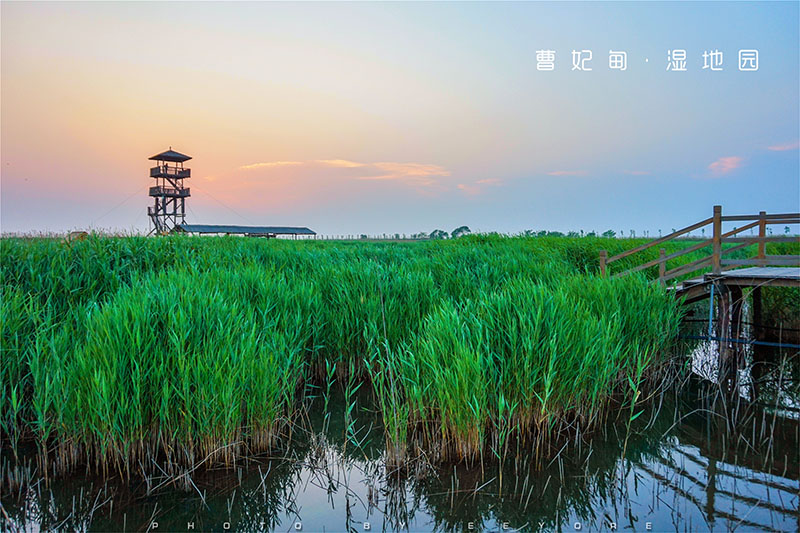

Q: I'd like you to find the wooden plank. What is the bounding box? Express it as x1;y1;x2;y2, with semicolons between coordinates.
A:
719;266;800;278
722;236;799;244
721;213;800;222
763;218;800;226
663;256;713;282
720;220;759;239
623;239;712;275
710;267;800;288
719;277;800;288
606;217;713;264
680;286;713;304
719;242;752;256
721;258;800;267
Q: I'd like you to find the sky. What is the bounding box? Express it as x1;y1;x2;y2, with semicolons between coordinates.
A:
1;1;798;236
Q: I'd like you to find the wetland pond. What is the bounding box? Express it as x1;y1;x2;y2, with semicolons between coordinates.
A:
4;380;799;531
3;320;799;533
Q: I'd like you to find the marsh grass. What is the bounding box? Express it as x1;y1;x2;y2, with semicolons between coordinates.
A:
373;275;682;466
2;233;786;479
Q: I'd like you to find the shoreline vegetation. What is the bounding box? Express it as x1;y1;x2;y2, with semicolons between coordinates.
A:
1;235;797;479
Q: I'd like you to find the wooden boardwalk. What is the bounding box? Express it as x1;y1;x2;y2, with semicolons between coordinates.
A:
676;266;800;304
599;206;799;389
598;205;799;303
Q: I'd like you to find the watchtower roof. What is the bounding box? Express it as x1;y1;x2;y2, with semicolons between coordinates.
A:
149;149;192;163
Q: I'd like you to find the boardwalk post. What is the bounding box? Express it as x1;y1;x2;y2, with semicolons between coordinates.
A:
757;210;767;265
712;205;722;274
752;286;763;338
599;250;607;277
716;284;733;390
658;248;666;285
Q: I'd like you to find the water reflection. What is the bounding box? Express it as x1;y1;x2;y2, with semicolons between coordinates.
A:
681;294;799;416
3;389;797;532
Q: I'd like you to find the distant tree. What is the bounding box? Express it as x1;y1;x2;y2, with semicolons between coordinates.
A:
630;229;636;238
567;231;580;238
537;230;548;237
586;231;597;237
580;230;585;237
360;234;368;240
548;231;564;237
430;229;449;239
451;225;471;238
602;229;616;238
523;229;536;237
785;226;791;235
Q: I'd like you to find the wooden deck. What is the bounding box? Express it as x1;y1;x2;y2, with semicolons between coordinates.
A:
675;266;800;303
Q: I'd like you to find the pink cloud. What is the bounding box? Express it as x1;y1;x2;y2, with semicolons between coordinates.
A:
457;183;481;196
458;178;502;196
316;159;366;168
237;159;450;188
358;162;451;188
239;161;303;170
767;140;800;151
546;170;587;177
224;158;454;205
708;156;744;176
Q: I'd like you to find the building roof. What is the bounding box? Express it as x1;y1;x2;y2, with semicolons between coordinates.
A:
177;224;316;236
149;149;192;163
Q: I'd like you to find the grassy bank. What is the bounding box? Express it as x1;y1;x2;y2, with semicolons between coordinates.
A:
1;234;789;475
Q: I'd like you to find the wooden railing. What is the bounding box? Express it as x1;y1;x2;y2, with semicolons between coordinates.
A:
150;165;191;178
599;206;800;285
149;186;190;198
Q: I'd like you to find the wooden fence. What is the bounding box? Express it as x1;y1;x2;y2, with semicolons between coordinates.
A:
599;206;800;285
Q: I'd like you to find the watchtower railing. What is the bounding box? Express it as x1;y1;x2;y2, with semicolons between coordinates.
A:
599;206;800;285
150;166;191;178
149;186;190;198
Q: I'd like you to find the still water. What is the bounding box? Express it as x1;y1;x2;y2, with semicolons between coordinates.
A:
3;376;798;532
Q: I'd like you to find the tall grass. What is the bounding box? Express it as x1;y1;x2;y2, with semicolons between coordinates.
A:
373;275;681;465
2;233;767;476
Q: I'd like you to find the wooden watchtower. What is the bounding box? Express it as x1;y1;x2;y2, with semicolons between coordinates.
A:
148;148;191;234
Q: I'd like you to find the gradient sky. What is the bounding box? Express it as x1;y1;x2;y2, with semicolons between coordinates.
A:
2;1;798;236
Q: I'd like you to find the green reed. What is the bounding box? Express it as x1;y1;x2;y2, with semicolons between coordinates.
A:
2;233;773;475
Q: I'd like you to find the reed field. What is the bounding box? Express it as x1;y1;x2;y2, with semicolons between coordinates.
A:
1;234;796;477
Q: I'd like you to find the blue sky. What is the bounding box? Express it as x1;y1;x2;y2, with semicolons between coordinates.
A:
1;1;798;235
